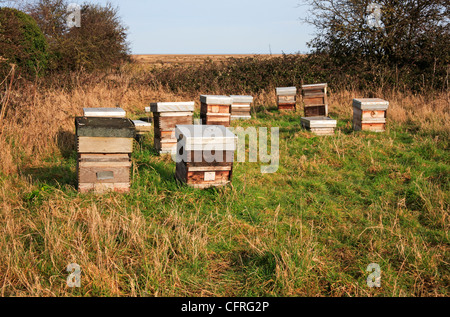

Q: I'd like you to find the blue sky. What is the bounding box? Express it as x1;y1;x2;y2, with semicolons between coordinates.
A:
89;0;316;54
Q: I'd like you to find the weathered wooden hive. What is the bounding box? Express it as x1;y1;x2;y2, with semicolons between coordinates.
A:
301;116;337;136
352;98;389;132
175;125;237;189
229;95;253;120
276;87;297;111
200;95;233;127
150;102;195;154
83;107;127;118
301;83;328;117
75;117;135;193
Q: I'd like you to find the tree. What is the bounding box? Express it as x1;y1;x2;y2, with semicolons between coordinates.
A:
301;0;450;90
0;7;48;77
26;0;130;72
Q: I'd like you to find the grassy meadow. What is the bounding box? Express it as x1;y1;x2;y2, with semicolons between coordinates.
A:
0;57;448;297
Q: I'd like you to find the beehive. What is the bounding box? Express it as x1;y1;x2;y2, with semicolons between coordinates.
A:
83;107;126;118
301;83;328;117
353;98;389;132
150;102;195;154
301;116;337;136
75;117;135;193
276;87;297;111
132;120;152;137
175;125;237;189
229;95;253;120
200;95;232;127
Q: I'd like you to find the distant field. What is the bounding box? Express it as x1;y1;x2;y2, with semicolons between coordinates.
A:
132;54;283;67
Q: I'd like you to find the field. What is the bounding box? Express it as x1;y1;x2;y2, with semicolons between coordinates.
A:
0;55;448;297
131;54;283;68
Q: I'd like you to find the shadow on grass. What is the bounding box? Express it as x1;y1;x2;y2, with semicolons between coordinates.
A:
22;165;77;188
336;118;355;135
56;129;77;159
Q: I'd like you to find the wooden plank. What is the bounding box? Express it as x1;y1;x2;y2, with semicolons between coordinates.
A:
79;183;130;194
78;137;133;154
154;115;193;131
200;95;233;105
78;165;130;184
276;87;297;96
304;105;327;117
75;117;135;138
83;108;126;117
353;98;389;110
157;112;193;117
79;154;130;162
361;123;386;132
187;170;231;184
79;161;131;168
302;96;325;105
150;102;195;112
187;165;233;172
278;104;296;111
231;116;252;120
229;95;253;103
277;95;296;103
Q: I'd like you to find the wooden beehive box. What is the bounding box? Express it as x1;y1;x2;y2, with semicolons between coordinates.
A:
175;125;237;189
150;102;195;154
83;107;127;118
229;95;253;120
301;83;328;117
301;116;337;136
75;117;135;193
200;95;232;127
132;120;152;137
276;87;297;111
352;98;389;132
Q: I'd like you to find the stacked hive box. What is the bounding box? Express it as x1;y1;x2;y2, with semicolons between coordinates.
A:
301;83;328;117
200;95;232;127
175;125;237;189
301;116;337;136
353;98;389;132
76;117;135;193
150;102;195;154
276;87;297;111
229;95;253;120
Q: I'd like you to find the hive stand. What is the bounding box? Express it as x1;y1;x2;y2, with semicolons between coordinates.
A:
200;95;233;127
301;83;328;117
150;102;195;154
352;98;389;132
175;125;237;189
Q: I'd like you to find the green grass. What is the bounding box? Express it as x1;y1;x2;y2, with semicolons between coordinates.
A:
5;110;449;297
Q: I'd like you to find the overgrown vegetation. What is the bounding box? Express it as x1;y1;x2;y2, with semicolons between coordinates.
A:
0;7;48;78
27;0;130;72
